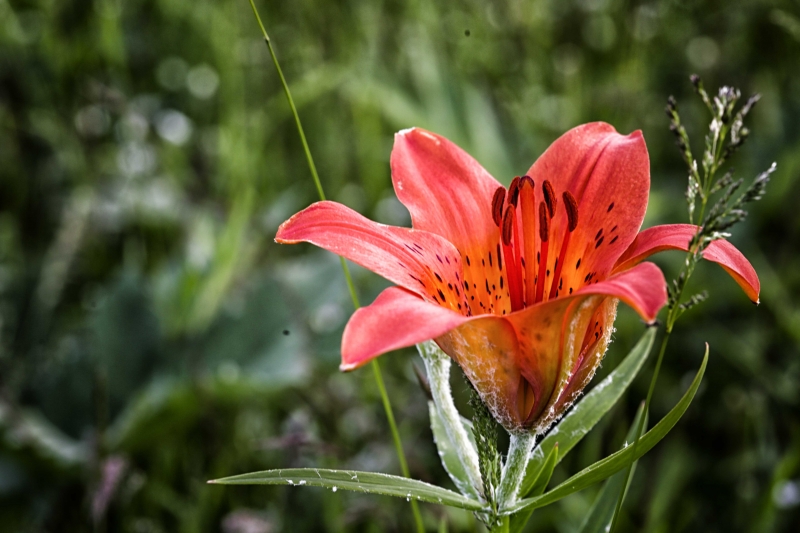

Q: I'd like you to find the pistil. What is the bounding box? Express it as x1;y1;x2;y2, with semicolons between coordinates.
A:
535;201;550;303
502;206;524;311
518;176;537;306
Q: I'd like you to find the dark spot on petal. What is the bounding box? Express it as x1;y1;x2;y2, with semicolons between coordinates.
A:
611;225;618;233
436;254;443;263
466;255;471;266
569;287;573;294
283;329;290;335
448;283;453;290
438;289;446;301
576;258;581;269
609;236;618;245
435;273;443;282
500;276;504;289
607;202;614;212
595;229;603;240
595;237;604;248
489;252;493;267
464;281;469;290
497;244;503;270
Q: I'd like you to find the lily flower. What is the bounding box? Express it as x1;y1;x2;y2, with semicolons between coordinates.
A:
276;123;759;433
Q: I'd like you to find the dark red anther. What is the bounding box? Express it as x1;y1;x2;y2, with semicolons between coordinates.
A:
491;187;506;227
538;202;549;242
501;205;515;246
508;177;522;207
542;180;557;218
563;191;579;232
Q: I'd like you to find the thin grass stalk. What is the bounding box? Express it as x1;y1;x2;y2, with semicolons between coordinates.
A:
246;2;423;530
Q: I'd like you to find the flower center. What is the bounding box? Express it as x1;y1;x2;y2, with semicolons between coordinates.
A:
492;176;580;312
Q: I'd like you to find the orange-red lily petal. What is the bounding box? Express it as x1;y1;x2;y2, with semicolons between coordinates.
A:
614;223;760;303
275;123;759;432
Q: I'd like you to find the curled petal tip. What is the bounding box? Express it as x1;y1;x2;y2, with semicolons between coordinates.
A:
339;362;358;372
615;224;760;303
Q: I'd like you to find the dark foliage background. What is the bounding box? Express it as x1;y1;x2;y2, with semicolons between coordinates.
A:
1;0;799;531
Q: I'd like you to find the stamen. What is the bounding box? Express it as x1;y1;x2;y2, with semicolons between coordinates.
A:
535;202;549;303
518;176;537;305
508;176;521;207
563;191;579;231
542;180;557;218
492;187;506;227
501;206;524;311
551;191;578;297
501;207;514;245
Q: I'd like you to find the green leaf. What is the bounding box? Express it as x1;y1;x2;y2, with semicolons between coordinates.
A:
520;328;656;498
509;445;559;533
428;401;482;500
209;468;486;511
505;345;707;516
578;403;648;533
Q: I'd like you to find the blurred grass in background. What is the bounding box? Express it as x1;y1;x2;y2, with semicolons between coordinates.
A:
0;0;799;531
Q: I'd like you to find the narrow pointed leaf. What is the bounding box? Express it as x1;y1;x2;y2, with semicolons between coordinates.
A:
209;468;486;511
520;328;656;497
428;401;481;500
505;346;707;515
509;444;559;533
578;403;648;533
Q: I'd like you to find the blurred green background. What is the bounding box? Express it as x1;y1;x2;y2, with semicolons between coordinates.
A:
1;0;799;531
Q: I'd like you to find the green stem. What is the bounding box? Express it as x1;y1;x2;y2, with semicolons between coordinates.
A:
247;2;423;530
490;516;510;533
418;341;483;497
496;432;536;508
